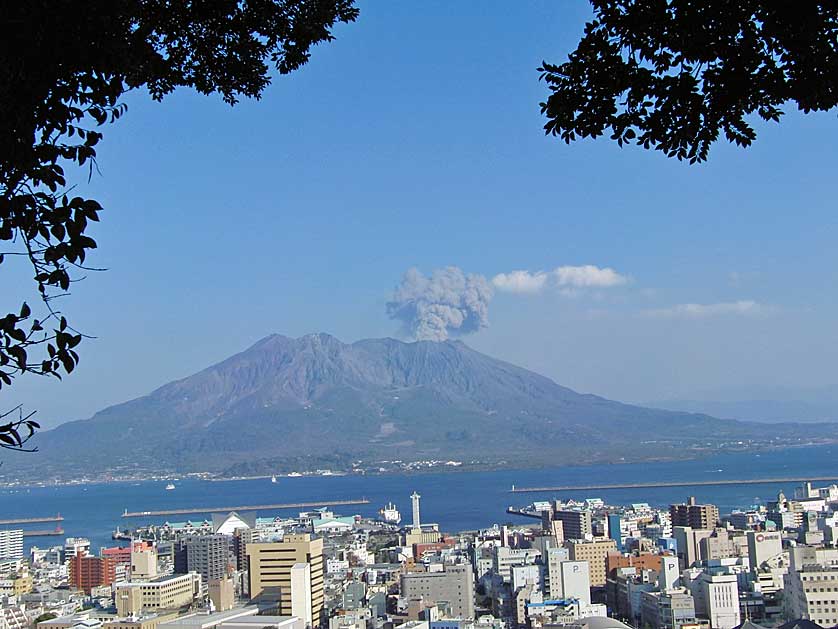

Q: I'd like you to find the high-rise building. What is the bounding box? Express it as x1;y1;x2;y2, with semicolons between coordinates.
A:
546;559;591;605
246;534;324;627
102;541;153;568
607;514;623;551
400;563;474;619
672;526;714;569
492;546;541;584
185;534;231;584
0;530;23;563
233;528;260;572
69;555;117;594
684;572;741;629
550;510;592;540
173;540;188;575
565;538;618;587
209;577;235;612
291;563;314;627
131;545;158;579
669;498;719;530
697;528;744;562
659;556;680;591
546;547;570;599
784;546;838;627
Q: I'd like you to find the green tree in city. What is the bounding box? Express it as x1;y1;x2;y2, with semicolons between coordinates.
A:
34;613;58;625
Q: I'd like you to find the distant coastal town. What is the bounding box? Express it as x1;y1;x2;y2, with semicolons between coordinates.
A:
0;462;470;490
2;479;838;629
4;437;838;490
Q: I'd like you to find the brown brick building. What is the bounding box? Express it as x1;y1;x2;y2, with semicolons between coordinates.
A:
669;497;720;529
606;551;667;578
69;555;117;594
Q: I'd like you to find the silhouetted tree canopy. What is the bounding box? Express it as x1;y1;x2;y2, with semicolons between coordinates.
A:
539;1;838;163
0;0;357;448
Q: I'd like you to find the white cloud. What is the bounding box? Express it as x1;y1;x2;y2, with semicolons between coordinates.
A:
492;265;628;294
642;300;771;319
554;265;629;288
491;270;549;294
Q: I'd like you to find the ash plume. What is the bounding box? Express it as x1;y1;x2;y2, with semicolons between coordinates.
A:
387;267;494;341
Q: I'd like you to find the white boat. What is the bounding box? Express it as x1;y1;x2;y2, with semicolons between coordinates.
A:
379;502;401;524
165;483;176;490
271;475;277;483
286;472;302;477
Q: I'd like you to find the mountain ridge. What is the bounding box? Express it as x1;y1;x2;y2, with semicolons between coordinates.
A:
7;333;835;479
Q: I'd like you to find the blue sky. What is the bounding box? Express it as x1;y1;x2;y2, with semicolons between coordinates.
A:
7;1;838;424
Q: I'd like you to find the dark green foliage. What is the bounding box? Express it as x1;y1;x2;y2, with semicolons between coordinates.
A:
540;1;838;163
0;1;357;448
0;406;40;452
34;613;58;625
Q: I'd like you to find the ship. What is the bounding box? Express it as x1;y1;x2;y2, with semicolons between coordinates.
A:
112;526;132;541
165;483;176;490
271;475;277;483
379;502;401;524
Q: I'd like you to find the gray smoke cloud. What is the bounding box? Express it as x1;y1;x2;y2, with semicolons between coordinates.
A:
387;267;494;341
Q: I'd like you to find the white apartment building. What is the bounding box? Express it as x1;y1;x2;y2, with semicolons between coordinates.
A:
547;560;591;606
511;564;544;593
1;606;29;629
0;530;23;561
785;545;838;629
64;538;91;560
545;547;570;599
684;571;741;629
0;529;23;572
493;547;541;584
785;563;838;627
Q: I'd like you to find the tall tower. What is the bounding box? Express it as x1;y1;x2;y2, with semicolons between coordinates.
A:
411;491;421;531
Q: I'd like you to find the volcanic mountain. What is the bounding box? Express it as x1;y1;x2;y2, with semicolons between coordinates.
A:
14;333;832;477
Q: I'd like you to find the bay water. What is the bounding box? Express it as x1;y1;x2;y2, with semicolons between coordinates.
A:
2;444;837;553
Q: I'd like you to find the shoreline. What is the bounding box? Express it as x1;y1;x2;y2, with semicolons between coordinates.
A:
1;439;836;491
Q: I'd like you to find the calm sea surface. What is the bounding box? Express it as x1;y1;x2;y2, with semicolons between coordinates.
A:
2;444;837;553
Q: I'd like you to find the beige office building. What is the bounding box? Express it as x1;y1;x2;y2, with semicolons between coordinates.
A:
246;534;324;627
565;538;618;586
209;578;235;612
115;573;202;616
105;613;181;629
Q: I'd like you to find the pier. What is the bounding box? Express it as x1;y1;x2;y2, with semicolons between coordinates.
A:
22;528;64;537
509;476;838;493
121;498;370;518
0;515;63;525
506;507;543;520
